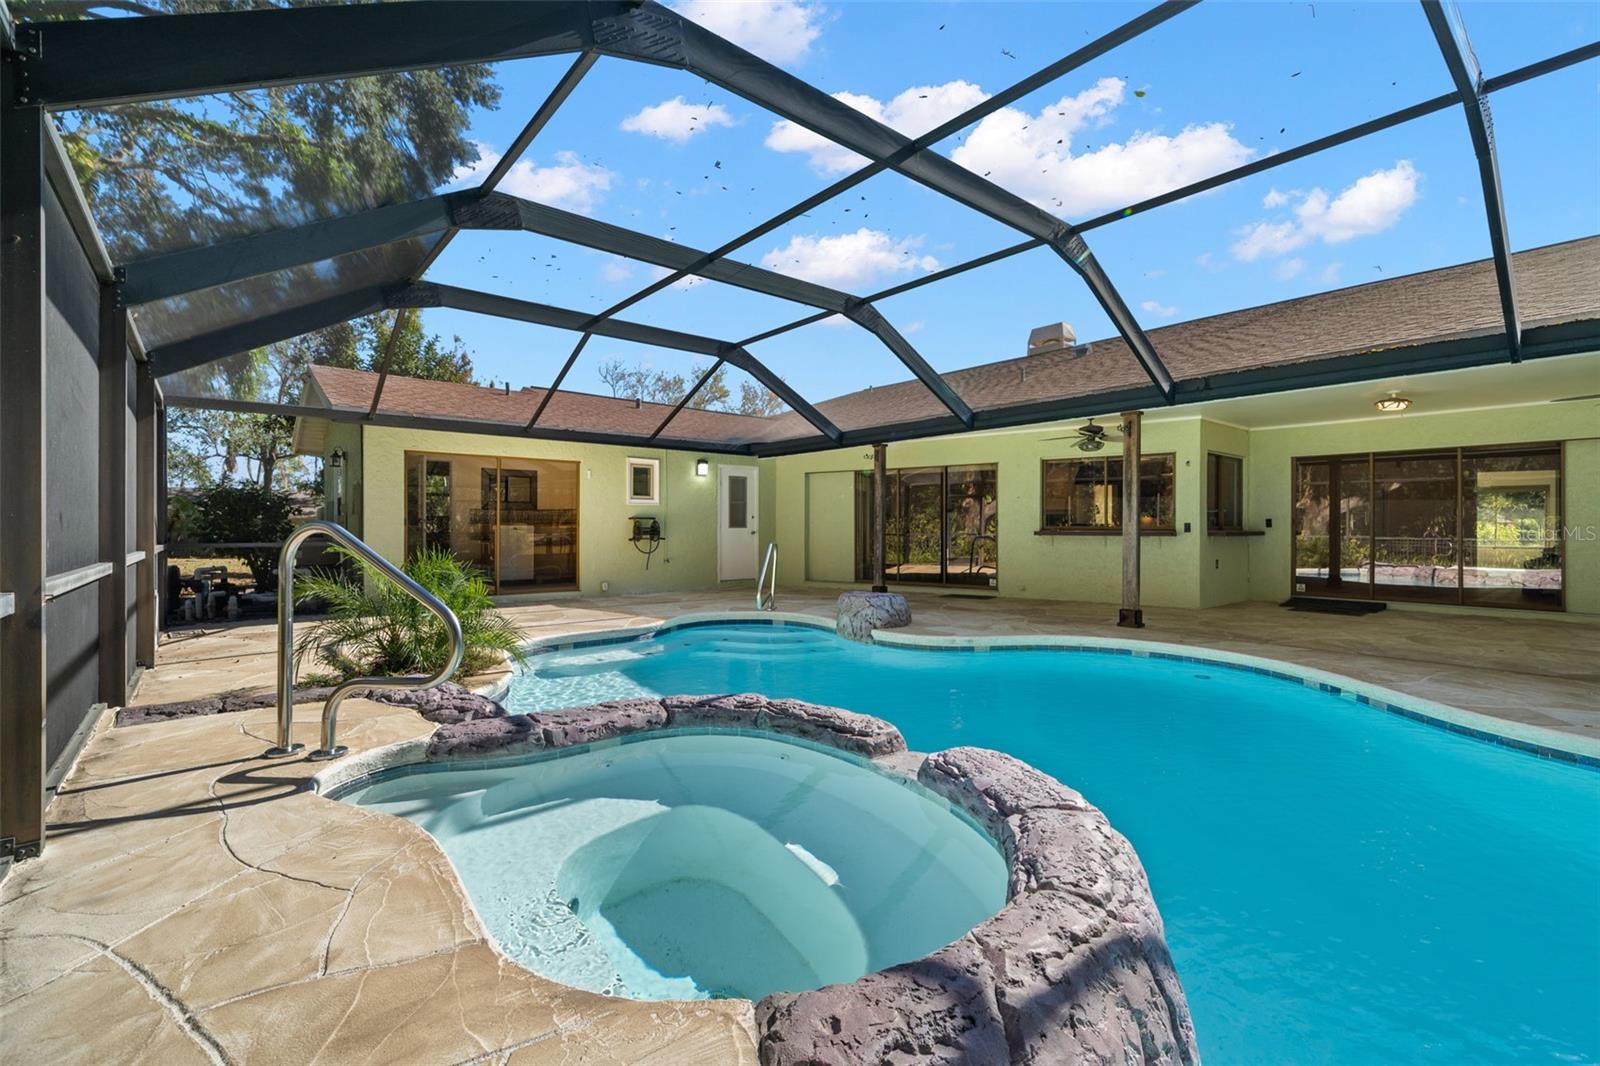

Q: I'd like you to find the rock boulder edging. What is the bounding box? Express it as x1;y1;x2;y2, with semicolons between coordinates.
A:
835;590;912;643
424;692;907;762
755;746;1199;1066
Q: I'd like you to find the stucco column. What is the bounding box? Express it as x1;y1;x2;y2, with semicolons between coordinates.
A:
1119;411;1144;628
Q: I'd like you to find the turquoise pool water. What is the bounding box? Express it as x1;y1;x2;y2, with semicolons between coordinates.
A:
507;622;1600;1065
341;732;1007;1001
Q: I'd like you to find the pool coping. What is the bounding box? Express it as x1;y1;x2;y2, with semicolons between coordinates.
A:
503;610;1600;768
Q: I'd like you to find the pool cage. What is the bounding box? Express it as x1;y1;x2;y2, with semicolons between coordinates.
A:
0;0;1595;861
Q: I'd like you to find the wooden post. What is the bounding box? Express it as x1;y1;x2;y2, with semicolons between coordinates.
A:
1118;411;1144;628
135;364;159;667
871;443;887;592
99;284;130;706
0;82;50;859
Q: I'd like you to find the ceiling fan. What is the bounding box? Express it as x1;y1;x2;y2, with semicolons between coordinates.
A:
1043;418;1125;451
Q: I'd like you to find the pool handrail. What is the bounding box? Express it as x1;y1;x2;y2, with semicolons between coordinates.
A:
266;520;464;761
757;541;777;611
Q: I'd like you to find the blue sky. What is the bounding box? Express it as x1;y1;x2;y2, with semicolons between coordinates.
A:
413;0;1599;406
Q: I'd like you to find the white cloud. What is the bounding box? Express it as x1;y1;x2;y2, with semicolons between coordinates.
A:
1295;161;1420;243
620;96;735;143
601;257;635;283
1231;220;1305;262
949;78;1253;216
1140;300;1177;318
767;76;1252;217
1275;257;1306;281
670;0;826;65
1232;161;1420;261
1262;187;1291;208
450;143;615;214
760;228;938;287
766;81;990;173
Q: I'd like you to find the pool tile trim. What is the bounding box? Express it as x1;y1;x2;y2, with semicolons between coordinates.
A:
509;611;1600;768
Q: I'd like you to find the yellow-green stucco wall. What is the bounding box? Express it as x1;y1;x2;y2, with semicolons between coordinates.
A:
768;403;1599;615
319;396;1597;615
349;426;774;597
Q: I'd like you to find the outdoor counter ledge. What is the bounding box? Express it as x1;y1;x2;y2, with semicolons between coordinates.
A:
316;692;1200;1066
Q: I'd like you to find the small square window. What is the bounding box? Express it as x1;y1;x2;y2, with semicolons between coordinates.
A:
626;458;660;506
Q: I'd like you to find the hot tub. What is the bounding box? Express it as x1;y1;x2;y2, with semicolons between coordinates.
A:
339;732;1008;1001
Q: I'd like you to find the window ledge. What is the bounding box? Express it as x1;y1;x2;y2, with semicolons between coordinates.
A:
1207;529;1267;537
1034;528;1177;537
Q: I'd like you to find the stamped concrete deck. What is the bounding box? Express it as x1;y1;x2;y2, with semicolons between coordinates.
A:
4;590;1596;1065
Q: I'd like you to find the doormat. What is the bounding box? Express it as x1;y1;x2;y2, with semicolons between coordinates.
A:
1280;597;1387;615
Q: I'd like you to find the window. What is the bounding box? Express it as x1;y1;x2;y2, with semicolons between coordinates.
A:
626;457;659;506
1208;454;1244;531
1041;455;1175;531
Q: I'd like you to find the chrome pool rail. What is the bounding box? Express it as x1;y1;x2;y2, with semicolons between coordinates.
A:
267;520;464;761
757;541;778;611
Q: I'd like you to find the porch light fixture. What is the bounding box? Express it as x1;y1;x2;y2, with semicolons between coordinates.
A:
695;458;709;477
1374;393;1412;413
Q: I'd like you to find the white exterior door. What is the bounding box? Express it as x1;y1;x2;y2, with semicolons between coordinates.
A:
718;465;759;581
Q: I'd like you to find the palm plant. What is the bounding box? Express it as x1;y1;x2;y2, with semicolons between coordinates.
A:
293;547;523;682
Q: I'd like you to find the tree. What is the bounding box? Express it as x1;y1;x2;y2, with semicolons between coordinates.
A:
29;1;499;488
38;2;500;261
190;483;294;589
165;315;478;490
595;359;788;417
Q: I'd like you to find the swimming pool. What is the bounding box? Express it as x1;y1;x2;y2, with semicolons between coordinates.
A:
339;731;1007;1002
507;621;1600;1065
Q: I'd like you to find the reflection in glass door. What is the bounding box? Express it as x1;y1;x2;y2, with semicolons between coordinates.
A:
1292;458;1371;595
1373;452;1457;603
1292;445;1563;611
405;452;578;593
945;465;999;587
888;468;945;584
497;462;578;591
1461;449;1563;609
859;465;999;587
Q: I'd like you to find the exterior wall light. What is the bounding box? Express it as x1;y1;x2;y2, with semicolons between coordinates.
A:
326;449;347;522
1374;393;1412;413
695;458;710;477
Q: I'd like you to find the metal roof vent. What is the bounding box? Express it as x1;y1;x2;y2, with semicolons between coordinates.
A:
1027;322;1076;357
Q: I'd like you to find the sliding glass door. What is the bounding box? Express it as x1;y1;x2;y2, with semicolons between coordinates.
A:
1461;450;1564;609
1372;452;1458;603
1292;445;1562;610
1292;457;1372;594
856;464;999;587
405;452;579;593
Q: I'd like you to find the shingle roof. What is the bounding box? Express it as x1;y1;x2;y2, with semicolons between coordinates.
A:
301;235;1600;450
304;364;770;444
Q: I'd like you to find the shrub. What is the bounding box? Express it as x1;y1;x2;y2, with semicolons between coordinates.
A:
293;547;523;682
190;483;295;588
